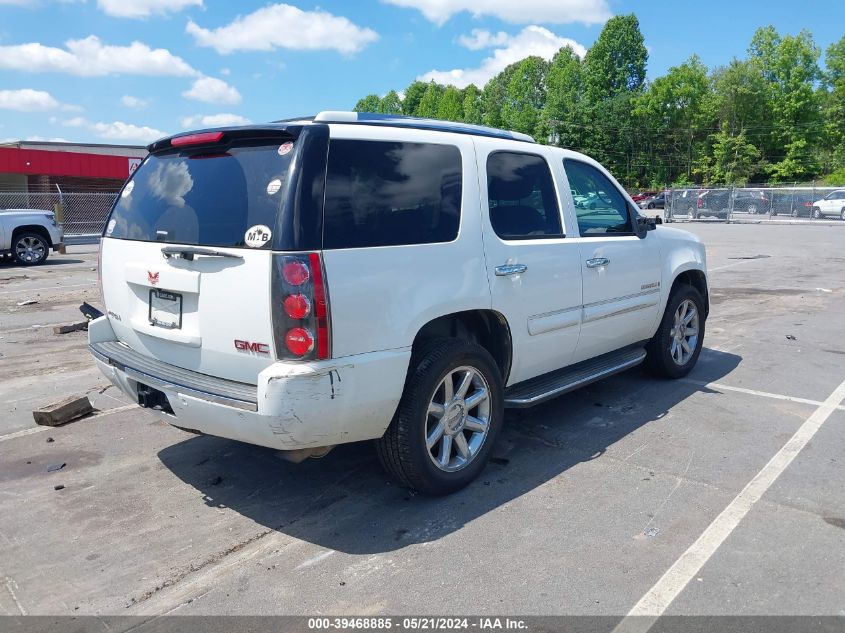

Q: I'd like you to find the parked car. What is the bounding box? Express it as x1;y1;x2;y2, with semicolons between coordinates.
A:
631;191;657;203
690;190;731;219
639;191;665;209
0;208;64;265
669;189;702;218
770;190;817;217
810;189;845;219
89;111;709;495
731;189;771;214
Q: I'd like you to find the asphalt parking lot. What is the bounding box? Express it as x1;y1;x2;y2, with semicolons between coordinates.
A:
0;223;844;619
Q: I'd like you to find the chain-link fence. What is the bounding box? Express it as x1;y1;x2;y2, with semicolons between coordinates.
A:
0;191;117;237
655;185;844;223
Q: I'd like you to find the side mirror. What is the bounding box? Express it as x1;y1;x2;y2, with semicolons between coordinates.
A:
636;215;657;238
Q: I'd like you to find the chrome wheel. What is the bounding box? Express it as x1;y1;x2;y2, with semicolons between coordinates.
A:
15;235;46;264
747;203;757;214
425;366;491;472
669;299;699;366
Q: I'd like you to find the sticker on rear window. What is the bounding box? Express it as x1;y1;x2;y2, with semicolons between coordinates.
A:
105;219;116;236
278;142;293;156
245;225;272;248
266;178;282;195
121;181;134;197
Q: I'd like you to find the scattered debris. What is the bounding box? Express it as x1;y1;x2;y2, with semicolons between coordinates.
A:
786;334;797;341
79;302;104;320
46;437;54;443
53;321;89;335
16;299;38;306
728;254;771;260
33;395;94;427
208;475;223;486
644;527;660;538
489;456;510;466
54;485;65;491
816;288;832;293
47;463;66;473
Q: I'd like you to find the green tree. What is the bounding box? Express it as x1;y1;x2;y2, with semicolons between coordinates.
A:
416;82;444;118
698;130;761;184
377;90;403;114
583;14;647;101
822;36;845;167
353;94;381;113
461;85;482;124
635;55;714;182
437;86;464;121
402;80;428;116
749;26;822;180
541;46;584;147
501;56;549;137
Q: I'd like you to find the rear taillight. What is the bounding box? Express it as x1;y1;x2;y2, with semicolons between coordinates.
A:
170;131;224;147
697;197;704;208
272;253;331;360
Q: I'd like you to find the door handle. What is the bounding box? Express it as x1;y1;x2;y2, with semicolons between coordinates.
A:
495;263;528;276
585;257;610;268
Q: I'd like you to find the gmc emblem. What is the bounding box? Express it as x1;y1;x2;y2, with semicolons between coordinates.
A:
234;340;270;354
148;271;160;286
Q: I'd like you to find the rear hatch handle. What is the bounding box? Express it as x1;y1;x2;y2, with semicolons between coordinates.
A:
161;246;244;261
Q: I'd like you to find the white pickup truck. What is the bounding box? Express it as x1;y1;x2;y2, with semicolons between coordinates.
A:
0;209;64;265
90;112;709;494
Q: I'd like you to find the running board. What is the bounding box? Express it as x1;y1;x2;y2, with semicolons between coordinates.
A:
504;347;647;408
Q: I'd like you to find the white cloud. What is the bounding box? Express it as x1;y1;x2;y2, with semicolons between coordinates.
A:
383;0;610;25
57;116;166;143
121;95;150;110
0;89;62;111
0;35;198;77
97;0;202;18
182;77;241;105
420;26;587;89
180;113;251;128
186;3;378;55
457;29;510;50
23;135;72;142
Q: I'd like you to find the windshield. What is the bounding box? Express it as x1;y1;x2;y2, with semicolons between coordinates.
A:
106;142;294;248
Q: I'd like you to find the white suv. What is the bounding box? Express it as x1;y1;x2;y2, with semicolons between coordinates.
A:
90;112;708;494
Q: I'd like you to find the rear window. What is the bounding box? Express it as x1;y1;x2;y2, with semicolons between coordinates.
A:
107;142;293;248
323;140;462;249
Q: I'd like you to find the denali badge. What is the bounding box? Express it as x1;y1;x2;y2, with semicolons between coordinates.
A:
148;271;160;286
234;340;270;354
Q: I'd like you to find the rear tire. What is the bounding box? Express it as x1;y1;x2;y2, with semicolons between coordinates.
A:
376;338;504;495
645;285;705;379
812;207;821;219
840;208;845;221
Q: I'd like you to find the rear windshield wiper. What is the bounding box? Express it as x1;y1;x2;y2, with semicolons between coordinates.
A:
161;246;244;261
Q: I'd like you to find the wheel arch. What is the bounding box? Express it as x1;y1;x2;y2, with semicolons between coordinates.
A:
11;224;53;248
410;309;513;385
670;268;709;318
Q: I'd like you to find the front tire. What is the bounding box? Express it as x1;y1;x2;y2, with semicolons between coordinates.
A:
812;207;821;219
13;232;49;266
840;208;845;221
376;339;504;495
645;285;706;379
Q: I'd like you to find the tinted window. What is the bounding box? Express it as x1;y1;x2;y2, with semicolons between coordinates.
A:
563;160;633;236
108;142;292;248
323;140;462;249
486;152;563;239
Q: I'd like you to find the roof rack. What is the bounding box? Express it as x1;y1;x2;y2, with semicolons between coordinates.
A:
312;111;535;143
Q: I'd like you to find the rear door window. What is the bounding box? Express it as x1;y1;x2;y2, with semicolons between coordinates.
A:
323;140;462;249
107;142;293;248
486;152;563;240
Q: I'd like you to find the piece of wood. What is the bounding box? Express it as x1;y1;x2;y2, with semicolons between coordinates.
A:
53;321;89;335
33;395;93;427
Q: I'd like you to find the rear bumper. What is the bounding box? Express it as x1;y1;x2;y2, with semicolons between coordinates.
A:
88;316;412;451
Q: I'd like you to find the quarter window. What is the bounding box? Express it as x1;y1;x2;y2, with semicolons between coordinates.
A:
323;140;462;249
486;152;563;240
563;159;633;236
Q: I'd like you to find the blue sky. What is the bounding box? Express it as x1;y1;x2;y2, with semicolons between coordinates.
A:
1;0;843;146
